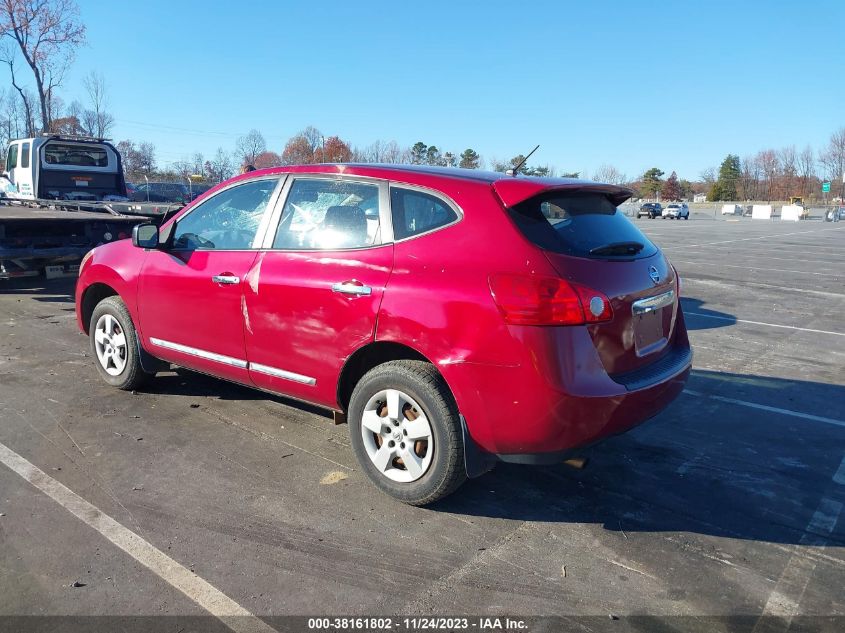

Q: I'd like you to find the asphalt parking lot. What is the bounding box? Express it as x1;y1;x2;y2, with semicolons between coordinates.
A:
1;215;843;632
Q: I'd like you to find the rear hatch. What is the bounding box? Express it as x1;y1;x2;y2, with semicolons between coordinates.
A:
37;140;126;201
496;181;681;376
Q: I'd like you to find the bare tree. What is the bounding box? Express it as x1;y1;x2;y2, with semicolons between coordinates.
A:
382;140;402;163
592;164;627;185
0;87;26;141
235;128;265;167
136;141;156;177
819;127;845;200
779;146;796;199
0;45;33;135
301;125;322;152
739;156;757;201
700;166;716;187
171;160;192;180
797;145;815;198
756;149;779;201
192;152;205;178
82;70;113;137
0;0;86;132
205;147;233;183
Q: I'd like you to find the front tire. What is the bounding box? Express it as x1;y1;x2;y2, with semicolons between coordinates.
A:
89;296;152;391
348;360;466;505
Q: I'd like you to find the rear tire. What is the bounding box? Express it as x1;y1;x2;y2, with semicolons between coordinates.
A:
89;296;152;391
348;360;466;505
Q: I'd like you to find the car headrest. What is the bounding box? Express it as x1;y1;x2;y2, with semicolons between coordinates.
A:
323;205;366;233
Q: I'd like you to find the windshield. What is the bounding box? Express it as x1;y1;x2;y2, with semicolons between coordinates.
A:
508;191;658;259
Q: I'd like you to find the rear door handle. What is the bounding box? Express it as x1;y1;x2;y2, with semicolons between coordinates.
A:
212;274;240;285
332;280;372;296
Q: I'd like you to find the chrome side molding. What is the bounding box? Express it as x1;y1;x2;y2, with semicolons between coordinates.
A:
148;338;316;385
249;362;317;386
149;337;248;368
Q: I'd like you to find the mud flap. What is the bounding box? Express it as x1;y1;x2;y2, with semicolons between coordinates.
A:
136;339;169;374
460;414;496;478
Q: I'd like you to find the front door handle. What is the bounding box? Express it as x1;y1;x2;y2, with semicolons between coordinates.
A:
332;280;372;296
212;274;240;285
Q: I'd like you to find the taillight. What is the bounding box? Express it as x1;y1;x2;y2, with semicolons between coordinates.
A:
573;284;613;323
488;274;613;326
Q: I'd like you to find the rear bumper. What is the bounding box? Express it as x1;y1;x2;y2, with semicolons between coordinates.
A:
445;314;691;457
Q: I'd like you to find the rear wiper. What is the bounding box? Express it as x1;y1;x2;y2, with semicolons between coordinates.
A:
589;241;645;256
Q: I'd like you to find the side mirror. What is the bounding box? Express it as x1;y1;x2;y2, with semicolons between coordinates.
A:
132;223;159;249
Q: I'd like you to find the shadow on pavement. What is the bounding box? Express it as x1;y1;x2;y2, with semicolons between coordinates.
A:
146;369;333;420
0;276;76;302
436;369;845;547
681;297;736;330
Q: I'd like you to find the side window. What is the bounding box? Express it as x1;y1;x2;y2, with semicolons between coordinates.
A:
6;144;18;172
272;178;381;250
20;143;30;169
390;187;458;240
172;178;278;251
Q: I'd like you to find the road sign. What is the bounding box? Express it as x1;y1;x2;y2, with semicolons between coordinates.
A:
822;181;831;193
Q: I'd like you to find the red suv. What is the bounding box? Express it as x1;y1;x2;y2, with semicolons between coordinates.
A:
75;165;691;504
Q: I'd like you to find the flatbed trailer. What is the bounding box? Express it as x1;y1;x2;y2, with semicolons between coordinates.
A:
0;199;178;280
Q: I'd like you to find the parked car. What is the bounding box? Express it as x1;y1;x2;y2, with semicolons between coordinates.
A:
131;182;210;204
637;202;662;218
662;203;689;220
75;166;691;504
721;204;741;215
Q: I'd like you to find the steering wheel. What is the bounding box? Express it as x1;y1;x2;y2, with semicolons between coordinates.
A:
223;229;256;249
175;232;216;249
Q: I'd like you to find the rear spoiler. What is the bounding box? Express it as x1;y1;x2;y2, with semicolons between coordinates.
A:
492;178;633;208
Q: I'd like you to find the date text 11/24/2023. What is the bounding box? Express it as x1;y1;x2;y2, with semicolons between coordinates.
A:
307;617;528;631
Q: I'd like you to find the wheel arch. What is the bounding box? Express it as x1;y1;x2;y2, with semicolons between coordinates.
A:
337;341;437;413
80;282;119;334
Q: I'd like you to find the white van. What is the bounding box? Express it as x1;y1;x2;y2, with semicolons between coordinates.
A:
3;135;127;201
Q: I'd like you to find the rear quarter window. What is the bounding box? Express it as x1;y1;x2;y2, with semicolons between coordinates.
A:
509;192;657;259
390;187;458;240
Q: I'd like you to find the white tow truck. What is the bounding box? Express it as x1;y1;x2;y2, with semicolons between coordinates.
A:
0;134;181;280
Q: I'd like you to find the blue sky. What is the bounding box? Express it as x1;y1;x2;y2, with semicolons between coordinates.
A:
61;0;844;180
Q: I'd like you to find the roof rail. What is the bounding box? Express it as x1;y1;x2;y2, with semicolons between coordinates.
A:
39;133;112;142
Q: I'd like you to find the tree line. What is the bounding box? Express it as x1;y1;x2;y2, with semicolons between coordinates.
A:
114;125;567;184
616;127;844;203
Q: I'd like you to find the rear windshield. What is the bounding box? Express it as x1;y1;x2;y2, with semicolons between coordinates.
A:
44;143;109;167
508;192;657;259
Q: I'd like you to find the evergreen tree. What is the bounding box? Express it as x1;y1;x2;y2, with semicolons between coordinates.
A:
459;148;480;169
410;142;427;165
641;167;664;198
712;154;741;200
426;145;442;166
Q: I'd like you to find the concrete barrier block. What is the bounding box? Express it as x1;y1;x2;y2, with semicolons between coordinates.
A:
780;205;803;222
751;204;772;220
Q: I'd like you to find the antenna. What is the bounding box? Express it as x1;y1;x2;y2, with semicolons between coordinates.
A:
507;144;540;176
